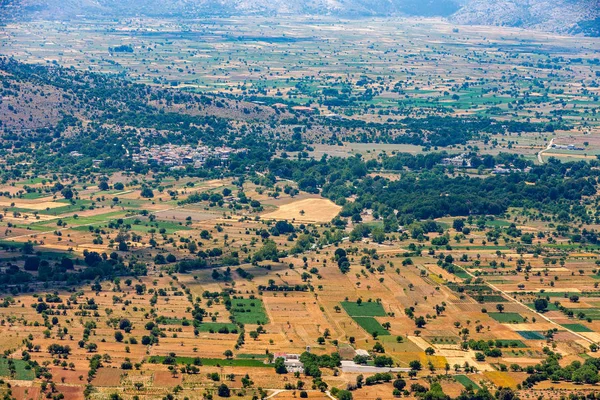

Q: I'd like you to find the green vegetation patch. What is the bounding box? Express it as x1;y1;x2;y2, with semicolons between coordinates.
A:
148;356;269;368
454;375;480;390
156;317;191;325
197;323;238;333
341;301;386;317
236;354;267;360
353;317;390;336
230;298;268;324
516;331;545;340
488;312;525;323
453;269;470;279
494;340;527;348
0;358;35;380
527;302;559;311
561;323;593;332
480;295;507;303
566;309;600;320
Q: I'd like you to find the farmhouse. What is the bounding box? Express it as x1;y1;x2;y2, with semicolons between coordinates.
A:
355;349;370;357
273;353;304;373
441;153;471;167
552;144;585;151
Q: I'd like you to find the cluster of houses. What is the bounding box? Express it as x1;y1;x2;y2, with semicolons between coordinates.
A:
552;143;584;151
131;144;246;168
441;153;472;168
492;166;532;174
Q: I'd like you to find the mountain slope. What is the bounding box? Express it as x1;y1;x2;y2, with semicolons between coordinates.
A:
1;0;599;36
0;0;461;19
450;0;600;36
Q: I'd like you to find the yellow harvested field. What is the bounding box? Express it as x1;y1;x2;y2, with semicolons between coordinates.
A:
506;323;556;331
483;371;523;389
0;200;64;210
261;198;341;223
580;332;600;342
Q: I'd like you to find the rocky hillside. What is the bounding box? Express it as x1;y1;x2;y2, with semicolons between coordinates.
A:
0;0;461;19
450;0;600;36
1;0;599;36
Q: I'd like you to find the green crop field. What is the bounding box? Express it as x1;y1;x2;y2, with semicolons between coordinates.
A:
488;313;525;323
353;317;390;336
197;323;238;332
0;358;35;380
567;309;600;320
455;375;480;390
494;340;527;348
148;356;270;368
561;323;593;332
230;298;268;324
341;301;387;317
517;331;545;340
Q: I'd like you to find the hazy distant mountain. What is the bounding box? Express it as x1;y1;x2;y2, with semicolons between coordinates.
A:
451;0;600;36
1;0;599;36
0;0;461;19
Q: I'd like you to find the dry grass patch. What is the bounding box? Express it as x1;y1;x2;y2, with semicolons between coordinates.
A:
262;198;341;223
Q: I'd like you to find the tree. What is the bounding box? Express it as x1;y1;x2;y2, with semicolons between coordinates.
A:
422;382;450;400
140;188;154;198
61;187;74;200
223;350;233;359
114;331;124;342
24;257;40;271
393;379;406;391
496;304;505;313
409;360;422;371
534;298;548;312
217;383;230;397
415;316;427;328
337;390;353;400
371;228;385;244
274;357;287;374
453;219;465;232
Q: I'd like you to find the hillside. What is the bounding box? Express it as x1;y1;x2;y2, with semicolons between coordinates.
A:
0;0;600;36
1;0;599;36
0;0;461;19
450;0;600;36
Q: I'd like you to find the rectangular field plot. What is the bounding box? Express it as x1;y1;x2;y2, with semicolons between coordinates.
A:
148;356;270;368
567;309;600;320
454;375;481;390
526;303;559;311
353;317;390;336
230;298;269;324
494;339;527;348
341;301;387;317
197;323;239;333
0;358;35;380
488;312;525;323
561;323;594;332
517;331;545;340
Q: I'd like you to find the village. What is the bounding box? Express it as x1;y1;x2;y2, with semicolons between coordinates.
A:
131;144;247;168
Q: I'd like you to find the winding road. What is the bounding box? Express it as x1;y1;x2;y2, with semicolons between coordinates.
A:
537;138;555;164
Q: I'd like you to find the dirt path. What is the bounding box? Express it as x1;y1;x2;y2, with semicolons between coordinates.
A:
462;266;594;346
537;138;554;164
